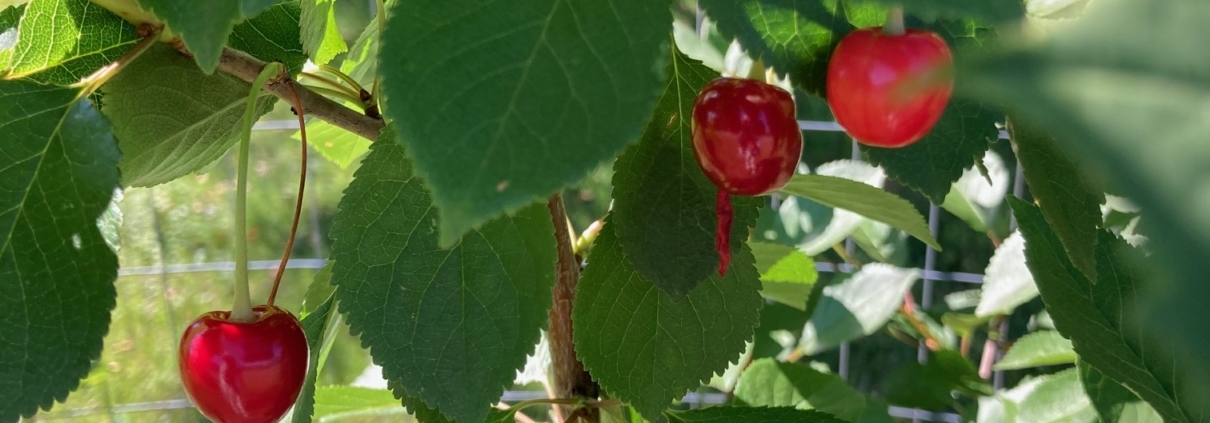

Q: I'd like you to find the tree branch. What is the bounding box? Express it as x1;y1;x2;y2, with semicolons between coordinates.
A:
547;194;600;423
217;48;385;141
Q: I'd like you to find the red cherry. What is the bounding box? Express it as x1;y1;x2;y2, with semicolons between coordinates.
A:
179;305;308;423
826;27;953;148
692;77;802;276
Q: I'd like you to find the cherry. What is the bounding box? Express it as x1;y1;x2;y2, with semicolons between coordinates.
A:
826;24;953;148
179;305;308;423
692;77;801;276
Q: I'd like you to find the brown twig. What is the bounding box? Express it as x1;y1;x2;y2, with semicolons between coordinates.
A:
266;80;308;306
217;48;384;141
900;292;942;351
547;195;600;423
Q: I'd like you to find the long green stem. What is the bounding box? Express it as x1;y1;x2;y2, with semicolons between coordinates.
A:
319;64;364;94
231;61;285;322
301;85;365;106
300;72;360;99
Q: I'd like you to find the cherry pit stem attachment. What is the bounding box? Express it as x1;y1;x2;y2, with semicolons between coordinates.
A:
883;6;906;36
231;62;286;322
266;81;309;307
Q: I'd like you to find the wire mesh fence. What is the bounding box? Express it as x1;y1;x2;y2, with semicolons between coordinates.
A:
39;116;1021;423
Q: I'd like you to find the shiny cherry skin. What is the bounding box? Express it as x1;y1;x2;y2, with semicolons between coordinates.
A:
179;305;308;423
826;27;953;148
692;77;802;196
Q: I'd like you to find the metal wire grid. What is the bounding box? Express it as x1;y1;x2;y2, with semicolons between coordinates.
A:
45;117;1018;423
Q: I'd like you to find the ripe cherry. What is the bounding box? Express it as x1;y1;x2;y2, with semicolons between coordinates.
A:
692;77;802;276
179;305;308;423
826;19;953;148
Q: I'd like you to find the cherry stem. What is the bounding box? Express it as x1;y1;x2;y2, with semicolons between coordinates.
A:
716;189;733;277
883;6;905;36
267;81;308;307
232;62;285;323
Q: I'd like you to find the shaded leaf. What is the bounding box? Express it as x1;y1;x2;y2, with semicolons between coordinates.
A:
300;261;334;317
292;293;336;423
751;241;818;309
329;126;556;423
940;150;1010;232
994;330;1075;370
735;358;892;423
0;81;121;422
229;1;308;76
101;44;275;187
312;386;402;420
800;264;919;355
666;407;846;423
0;4;23;67
1009;197;1207;423
379;0;670;246
781;174;940;250
857;0;1025;23
574;220;762;422
134;0;236;73
299;0;346;65
976;231;1038;317
1079;362;1162;423
1016;368;1097;423
886;349;990;410
612;44;760;299
8;0;138;85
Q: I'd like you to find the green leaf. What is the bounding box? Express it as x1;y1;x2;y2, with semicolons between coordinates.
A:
135;0;234;73
1008;197;1207;423
975;231;1038;317
380;0;670;247
958;0;1210;372
0;4;23;68
97;189;123;252
857;0;1025;23
297;18;376;169
734;359;892;423
292;293;336;423
666;407;847;423
993;330;1075;370
781;174;940;250
698;0;884;96
7;0;138;85
0;81;121;422
299;0;346;65
574;220;762;422
751;241;818;309
939;150;1010;233
612;45;761;298
860;99;1000;204
1079;362;1163;423
754;301;812;359
1016;368;1098;423
100;44;275;187
760;160;885;256
301;261;335;317
229;1;308;76
885;349;991;410
799;264;919;355
340;17;378;86
329;126;556;423
1009;118;1102;283
313;386;402;420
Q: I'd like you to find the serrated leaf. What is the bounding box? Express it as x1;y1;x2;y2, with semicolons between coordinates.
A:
666;407;847;423
1079;362;1163;423
799;264;919;355
751;241;818;309
329;126;556;423
292;293;336;423
993;330;1075;370
754;301;811;359
301;115;372;169
940;150;1010;232
781;174;940;251
301;261;334;317
100;43;275;187
313;386;402;420
698;0;884;96
1015;368;1097;423
340;18;378;86
135;0;235;73
1008;197;1207;423
976;231;1038;317
885;349;990;410
574;220;762;422
796;160;885;256
861;99;1000;203
7;0;138;85
97;188;123;252
229;1;308;76
1010;119;1102;282
299;0;346;65
958;0;1210;377
734;359;892;423
0;81;120;422
0;4;22;68
380;0;670;247
612;45;760;298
